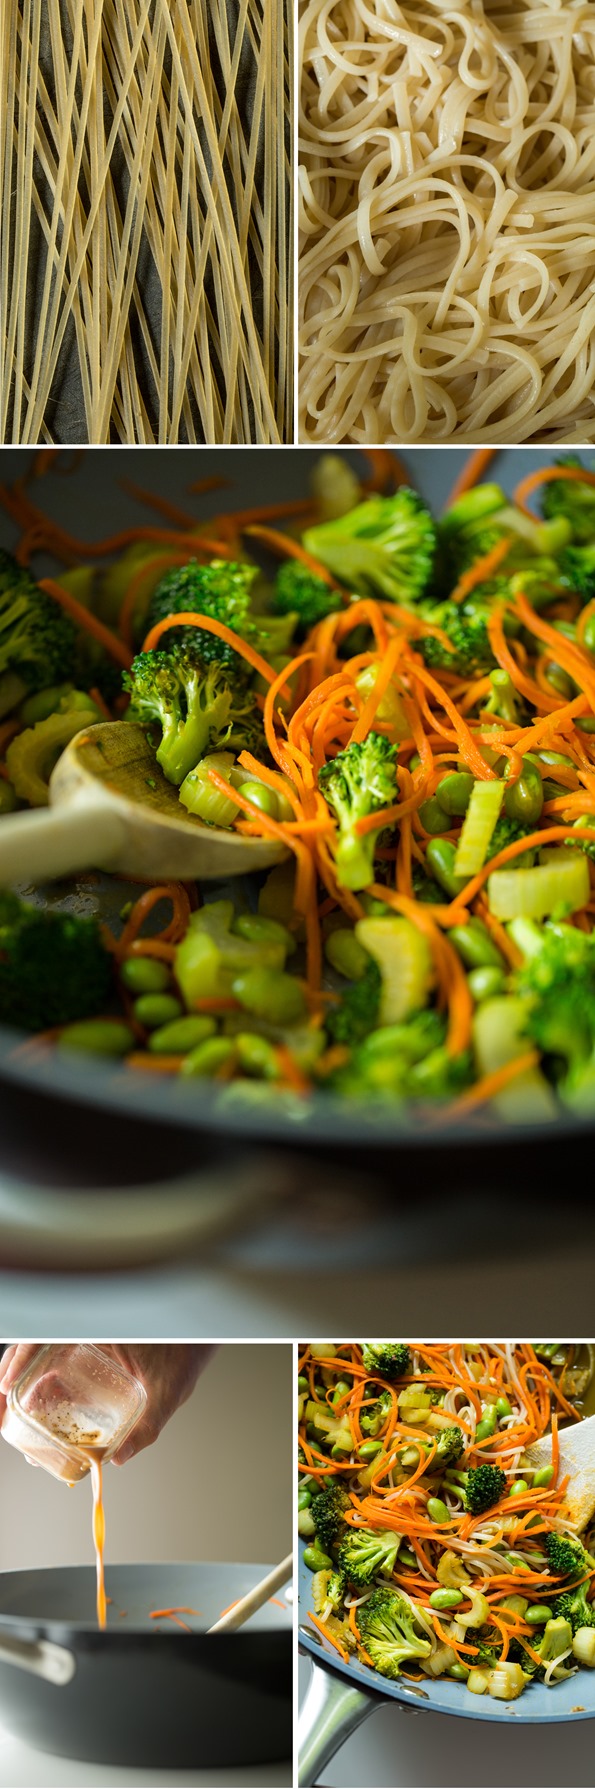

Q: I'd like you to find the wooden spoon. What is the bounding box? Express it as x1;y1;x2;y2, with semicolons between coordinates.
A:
524;1413;595;1530
0;721;287;883
207;1553;293;1633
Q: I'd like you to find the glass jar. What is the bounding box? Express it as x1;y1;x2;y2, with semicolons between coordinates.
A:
1;1344;146;1481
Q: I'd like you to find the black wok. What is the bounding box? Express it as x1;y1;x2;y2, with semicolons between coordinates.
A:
0;1561;292;1767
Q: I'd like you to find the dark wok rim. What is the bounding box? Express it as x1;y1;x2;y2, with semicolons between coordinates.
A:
0;1017;594;1152
0;1561;292;1639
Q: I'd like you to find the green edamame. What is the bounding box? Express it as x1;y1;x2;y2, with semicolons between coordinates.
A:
120;957;171;994
236;780;279;818
509;1480;528;1497
496;1396;512;1417
180;1038;236;1077
533;1465;554;1488
332;1379;352;1405
297;1489;312;1510
427;1497;450;1524
357;1440;383;1461
425;838;467;898
418;796;449;835
468;965;506;1003
297;1376;308;1393
436;772;475;816
236;1033;280;1079
325;929;370;981
525;1606;553;1625
133;993;183;1029
303;1545;333;1572
233;913;296;954
448;917;504;971
475;1406;498;1440
58;1019;134;1056
429;1588;463;1610
504;757;543;826
148;1015;215;1054
20;683;72;725
448;1662;469;1681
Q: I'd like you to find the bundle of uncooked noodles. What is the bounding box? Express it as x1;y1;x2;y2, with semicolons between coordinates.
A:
1;0;292;444
298;0;595;445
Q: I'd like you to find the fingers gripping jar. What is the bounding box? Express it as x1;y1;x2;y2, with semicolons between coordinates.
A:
1;1344;146;1481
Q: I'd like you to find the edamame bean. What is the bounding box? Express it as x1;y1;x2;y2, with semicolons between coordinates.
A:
297;1489;312;1511
325;929;369;981
20;683;72;725
303;1545;333;1572
236;1033;280;1079
429;1588;463;1610
475;1406;498;1441
332;1379;352;1405
418;796;449;835
504;757;543;826
120;957;171;994
358;1440;383;1461
0;780;17;813
133;993;183;1029
180;1038;236;1077
436;772;475;816
398;1547;418;1568
448;917;504;971
496;1396;512;1417
427;1497;450;1524
148;1015;215;1054
234;913;296;954
533;1465;554;1488
297;1376;308;1393
546;664;576;700
509;1479;528;1497
425;838;467;898
236;780;279;818
468;966;506;1003
577;714;595;733
525;1606;553;1625
448;1662;469;1681
58;1019;134;1055
232;966;306;1026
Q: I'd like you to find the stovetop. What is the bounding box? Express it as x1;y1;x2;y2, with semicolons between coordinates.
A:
0;1721;291;1789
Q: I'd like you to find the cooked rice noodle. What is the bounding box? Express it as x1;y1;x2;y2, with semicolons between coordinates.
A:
298;0;595;444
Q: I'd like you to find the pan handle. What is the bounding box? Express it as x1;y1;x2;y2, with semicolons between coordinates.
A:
0;1632;76;1686
298;1651;377;1787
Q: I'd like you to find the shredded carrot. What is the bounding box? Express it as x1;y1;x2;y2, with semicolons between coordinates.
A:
243;524;345;591
307;1612;350;1664
514;463;595;515
141;610;290;694
441;1050;540;1121
446;449;498;507
450;536;512;605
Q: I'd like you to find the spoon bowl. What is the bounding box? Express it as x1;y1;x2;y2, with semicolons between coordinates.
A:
0;722;288;884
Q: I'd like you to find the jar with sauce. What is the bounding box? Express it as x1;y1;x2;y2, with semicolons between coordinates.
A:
1;1344;146;1481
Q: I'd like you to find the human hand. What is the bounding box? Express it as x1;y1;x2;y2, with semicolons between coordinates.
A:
0;1343;215;1463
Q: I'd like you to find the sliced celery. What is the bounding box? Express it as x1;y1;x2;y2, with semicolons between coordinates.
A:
454;780;505;878
355;915;432;1024
179;751;240;828
472;996;557;1123
488;852;589;921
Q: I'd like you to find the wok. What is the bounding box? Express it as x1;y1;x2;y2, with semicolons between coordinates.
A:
1;447;594;1185
297;1545;595;1787
0;1561;292;1767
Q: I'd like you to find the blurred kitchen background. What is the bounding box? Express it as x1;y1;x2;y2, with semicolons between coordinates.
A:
0;1343;291;1570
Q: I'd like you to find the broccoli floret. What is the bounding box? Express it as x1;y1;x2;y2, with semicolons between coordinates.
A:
405;1041;474;1101
552;1581;595;1633
559;544;595;604
439;485;570;584
318;733;398;891
357;1587;432;1679
418;594;501;677
327;1570;346;1614
463;1464;507;1514
330;1010;458;1100
338;1526;401;1587
303;491;436;603
0;551;76;701
541;457;595;544
361;1344;411;1380
123;645;260;786
273;560;342;632
325;958;381;1047
516;924;595;1108
432;1426;465;1470
545;1532;595;1578
311;1484;351;1554
486;815;536;866
361;1386;393;1438
0;892;112;1031
143;559;258;676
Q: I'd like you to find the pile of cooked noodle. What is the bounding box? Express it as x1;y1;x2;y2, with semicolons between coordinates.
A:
299;0;595;444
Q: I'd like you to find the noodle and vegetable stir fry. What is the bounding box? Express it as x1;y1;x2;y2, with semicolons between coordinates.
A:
5;448;595;1122
298;1343;595;1703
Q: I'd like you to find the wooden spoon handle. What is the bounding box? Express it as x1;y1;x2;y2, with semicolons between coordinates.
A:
207;1554;293;1633
0;796;122;884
